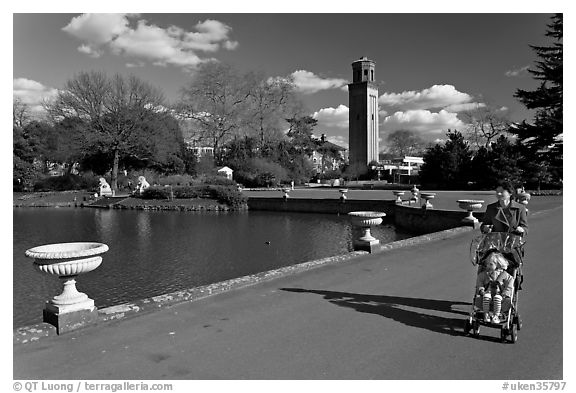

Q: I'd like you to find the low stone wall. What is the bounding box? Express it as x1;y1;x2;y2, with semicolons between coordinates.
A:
248;197;485;234
247;197;396;216
395;205;484;234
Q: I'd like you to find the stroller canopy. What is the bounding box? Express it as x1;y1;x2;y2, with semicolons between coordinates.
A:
470;232;525;267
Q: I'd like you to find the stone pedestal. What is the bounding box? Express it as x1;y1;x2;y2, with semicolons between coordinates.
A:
43;305;99;335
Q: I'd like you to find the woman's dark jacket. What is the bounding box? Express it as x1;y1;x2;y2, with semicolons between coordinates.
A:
481;200;528;235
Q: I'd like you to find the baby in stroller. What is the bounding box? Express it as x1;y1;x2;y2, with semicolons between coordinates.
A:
475;251;514;324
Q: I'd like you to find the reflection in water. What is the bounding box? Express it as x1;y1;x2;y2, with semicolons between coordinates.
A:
13;208;412;328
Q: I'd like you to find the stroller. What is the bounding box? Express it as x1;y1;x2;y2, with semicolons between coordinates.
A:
464;232;525;343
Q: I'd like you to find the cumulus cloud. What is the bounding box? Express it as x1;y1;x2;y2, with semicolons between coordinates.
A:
378;84;473;111
312;105;349;128
13;78;58;113
63;14;238;70
382;109;465;138
505;65;530;77
291;70;348;94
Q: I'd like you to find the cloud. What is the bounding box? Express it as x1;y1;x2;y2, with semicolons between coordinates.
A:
13;78;58;113
291;70;348;94
443;102;486;112
326;135;349;150
312;105;349;128
505;65;530;77
63;14;238;70
381;109;465;139
378;84;473;111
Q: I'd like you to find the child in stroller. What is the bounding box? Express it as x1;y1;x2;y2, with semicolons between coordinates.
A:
466;232;525;343
475;251;514;324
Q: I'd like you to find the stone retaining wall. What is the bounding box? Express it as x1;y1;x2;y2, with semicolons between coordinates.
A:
248;197;485;233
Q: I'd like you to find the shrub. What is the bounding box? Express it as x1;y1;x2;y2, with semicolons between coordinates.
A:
33;174;99;192
140;186;171;200
140;184;247;207
208;185;248;207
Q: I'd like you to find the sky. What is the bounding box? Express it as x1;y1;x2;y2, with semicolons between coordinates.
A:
11;12;557;151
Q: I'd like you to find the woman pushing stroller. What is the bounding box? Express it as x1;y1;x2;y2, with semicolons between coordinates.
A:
465;180;528;342
481;180;528;237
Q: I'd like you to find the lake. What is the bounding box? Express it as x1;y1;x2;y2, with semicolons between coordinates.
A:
13;208;413;328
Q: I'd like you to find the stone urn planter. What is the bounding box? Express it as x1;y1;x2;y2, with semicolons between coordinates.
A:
348;211;386;253
420;192;436;209
392;190;405;204
457;200;484;226
410;185;419;204
339;188;349;202
25;242;109;334
282;188;290;200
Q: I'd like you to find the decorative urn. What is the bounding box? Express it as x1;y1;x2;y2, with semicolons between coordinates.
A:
281;187;290;200
392;190;405;204
457;200;485;226
348;211;386;253
420;192;436;209
25;242;109;333
339;188;349;202
410;185;420;204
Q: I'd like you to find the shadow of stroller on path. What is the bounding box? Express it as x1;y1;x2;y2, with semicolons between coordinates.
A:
280;288;470;337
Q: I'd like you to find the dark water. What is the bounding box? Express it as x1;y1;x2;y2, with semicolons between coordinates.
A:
13;208;412;328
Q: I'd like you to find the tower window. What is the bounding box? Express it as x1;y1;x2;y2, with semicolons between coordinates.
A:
356;114;360;120
371;70;374;81
364;70;368;77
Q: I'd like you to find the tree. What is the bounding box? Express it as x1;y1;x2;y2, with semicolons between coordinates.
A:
285;115;318;156
460;105;511;149
385;129;426;157
244;74;299;147
45;71;166;191
178;63;252;164
469;135;522;189
512;14;562;162
419;130;473;189
13;97;32;129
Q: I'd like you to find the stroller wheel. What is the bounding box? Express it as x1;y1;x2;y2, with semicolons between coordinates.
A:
472;320;480;337
510;324;518;343
464;319;472;335
500;327;508;343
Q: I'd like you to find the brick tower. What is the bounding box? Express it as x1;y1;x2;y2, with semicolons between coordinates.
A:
348;56;379;167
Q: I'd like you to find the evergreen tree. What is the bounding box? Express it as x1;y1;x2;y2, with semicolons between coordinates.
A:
419;130;473;189
512;14;562;168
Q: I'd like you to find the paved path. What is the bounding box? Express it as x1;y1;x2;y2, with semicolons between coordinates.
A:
13;202;563;380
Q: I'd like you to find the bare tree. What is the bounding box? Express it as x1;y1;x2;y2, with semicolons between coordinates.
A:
13;97;31;128
45;71;165;191
385;129;426;157
177;63;253;163
244;73;299;147
460;105;511;149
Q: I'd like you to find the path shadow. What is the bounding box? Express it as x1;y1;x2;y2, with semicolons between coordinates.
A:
280;288;470;337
